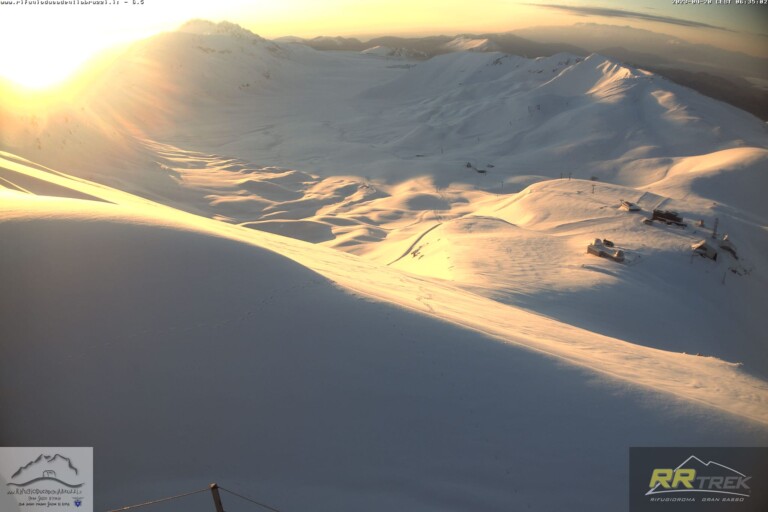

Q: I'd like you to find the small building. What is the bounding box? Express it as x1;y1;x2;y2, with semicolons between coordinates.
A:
652;209;686;226
646;209;687;227
587;239;625;263
619;200;640;212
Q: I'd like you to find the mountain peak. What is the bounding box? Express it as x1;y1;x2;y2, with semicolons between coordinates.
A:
178;19;263;41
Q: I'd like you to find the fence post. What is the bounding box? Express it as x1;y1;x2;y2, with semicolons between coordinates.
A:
210;483;225;512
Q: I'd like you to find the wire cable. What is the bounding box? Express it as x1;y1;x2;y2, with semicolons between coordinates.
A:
219;486;284;512
105;487;210;512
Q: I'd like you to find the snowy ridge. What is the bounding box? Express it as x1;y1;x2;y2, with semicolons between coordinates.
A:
178;19;265;40
441;36;500;53
361;45;426;59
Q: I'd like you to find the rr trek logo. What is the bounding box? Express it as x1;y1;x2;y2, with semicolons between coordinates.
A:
646;455;751;498
629;447;767;511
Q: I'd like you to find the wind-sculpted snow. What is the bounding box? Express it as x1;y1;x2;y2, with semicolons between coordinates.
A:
1;156;767;512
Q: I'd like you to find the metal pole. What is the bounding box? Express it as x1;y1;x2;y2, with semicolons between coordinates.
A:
210;483;225;512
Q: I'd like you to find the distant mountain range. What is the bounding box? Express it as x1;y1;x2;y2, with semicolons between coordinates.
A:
3;19;766;197
281;32;583;59
282;24;767;121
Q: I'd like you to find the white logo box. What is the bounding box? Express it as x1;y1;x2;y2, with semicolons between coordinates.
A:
1;447;93;512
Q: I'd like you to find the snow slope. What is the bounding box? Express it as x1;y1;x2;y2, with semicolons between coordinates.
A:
2;149;768;512
388;178;768;375
0;18;764;379
2;21;768;510
1;22;764;369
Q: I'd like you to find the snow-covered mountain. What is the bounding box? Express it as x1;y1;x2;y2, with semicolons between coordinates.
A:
284;25;768;121
361;45;427;59
1;20;766;512
178;19;265;40
3;26;765;199
441;36;500;53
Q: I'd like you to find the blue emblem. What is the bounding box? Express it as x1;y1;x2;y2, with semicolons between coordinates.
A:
74;499;82;507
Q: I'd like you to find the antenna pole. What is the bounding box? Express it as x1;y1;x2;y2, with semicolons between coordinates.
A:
210;483;225;512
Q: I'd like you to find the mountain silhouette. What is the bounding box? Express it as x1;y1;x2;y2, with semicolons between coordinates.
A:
10;453;80;485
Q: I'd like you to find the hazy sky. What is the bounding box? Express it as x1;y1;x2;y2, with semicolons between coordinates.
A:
0;0;766;88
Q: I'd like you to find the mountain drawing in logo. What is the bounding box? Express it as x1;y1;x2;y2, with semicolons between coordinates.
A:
6;453;84;488
646;455;750;497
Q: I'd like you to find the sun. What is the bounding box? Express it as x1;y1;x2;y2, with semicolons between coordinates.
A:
0;18;124;90
0;0;287;90
0;7;182;91
1;46;94;90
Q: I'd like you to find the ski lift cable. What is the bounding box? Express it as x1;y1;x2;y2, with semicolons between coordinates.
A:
219;486;284;512
105;487;211;512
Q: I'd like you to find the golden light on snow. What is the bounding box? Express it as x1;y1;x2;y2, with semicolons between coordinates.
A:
0;1;564;89
0;2;767;507
0;0;764;89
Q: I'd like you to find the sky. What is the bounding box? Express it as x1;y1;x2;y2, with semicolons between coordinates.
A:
0;0;766;89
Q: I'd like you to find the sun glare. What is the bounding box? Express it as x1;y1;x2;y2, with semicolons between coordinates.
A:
3;48;92;90
0;6;185;91
0;0;764;90
0;26;131;90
